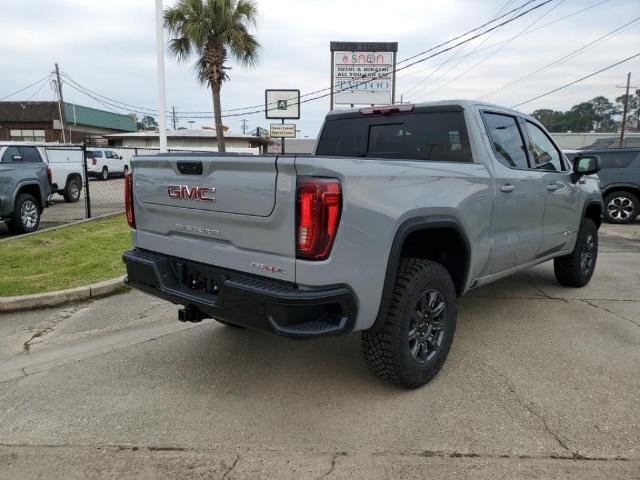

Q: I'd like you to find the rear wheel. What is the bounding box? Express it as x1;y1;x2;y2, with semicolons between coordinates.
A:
8;193;41;235
361;258;457;389
554;218;598;287
63;176;82;203
100;166;109;181
604;191;638;224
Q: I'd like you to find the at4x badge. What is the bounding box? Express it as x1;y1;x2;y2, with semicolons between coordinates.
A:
251;262;286;274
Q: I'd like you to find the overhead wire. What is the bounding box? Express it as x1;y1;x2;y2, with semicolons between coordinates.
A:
511;52;640;108
412;0;565;102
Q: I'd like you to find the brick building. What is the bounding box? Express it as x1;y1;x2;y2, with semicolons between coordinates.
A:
0;101;137;143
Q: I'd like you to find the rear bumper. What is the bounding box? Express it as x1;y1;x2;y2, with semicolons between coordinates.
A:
123;249;357;338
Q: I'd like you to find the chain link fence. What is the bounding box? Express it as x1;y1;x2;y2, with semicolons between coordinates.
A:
1;144;223;236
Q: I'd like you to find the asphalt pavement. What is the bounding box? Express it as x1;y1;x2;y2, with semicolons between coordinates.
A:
0;224;638;479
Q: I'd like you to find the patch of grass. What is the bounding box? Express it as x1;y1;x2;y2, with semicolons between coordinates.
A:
0;215;131;297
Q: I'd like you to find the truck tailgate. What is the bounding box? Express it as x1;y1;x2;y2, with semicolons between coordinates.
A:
131;154;296;282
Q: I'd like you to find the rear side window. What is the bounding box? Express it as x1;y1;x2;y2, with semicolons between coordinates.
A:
87;150;103;158
482;112;529;169
105;151;114;158
18;147;42;163
316;111;472;162
598;152;637;169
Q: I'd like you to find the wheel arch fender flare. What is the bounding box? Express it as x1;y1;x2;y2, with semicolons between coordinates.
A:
13;181;43;208
372;215;471;330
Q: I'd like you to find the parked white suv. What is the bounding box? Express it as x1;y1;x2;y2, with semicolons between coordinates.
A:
86;148;128;181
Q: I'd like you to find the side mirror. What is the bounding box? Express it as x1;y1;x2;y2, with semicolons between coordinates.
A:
11;154;23;161
571;155;600;182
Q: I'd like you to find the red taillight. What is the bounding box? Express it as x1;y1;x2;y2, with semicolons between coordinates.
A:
124;171;135;228
46;166;53;185
91;158;97;166
360;104;414;115
296;177;341;260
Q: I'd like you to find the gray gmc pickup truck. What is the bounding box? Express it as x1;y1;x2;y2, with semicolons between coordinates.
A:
123;100;603;388
0;145;51;234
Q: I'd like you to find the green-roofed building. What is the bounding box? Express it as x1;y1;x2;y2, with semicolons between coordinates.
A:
0;101;137;144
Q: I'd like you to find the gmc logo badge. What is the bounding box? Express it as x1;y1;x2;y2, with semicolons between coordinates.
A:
167;185;216;203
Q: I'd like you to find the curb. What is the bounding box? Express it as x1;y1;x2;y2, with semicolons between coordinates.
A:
0;276;128;313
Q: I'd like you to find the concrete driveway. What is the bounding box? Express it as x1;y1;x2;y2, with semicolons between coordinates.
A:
0;224;638;479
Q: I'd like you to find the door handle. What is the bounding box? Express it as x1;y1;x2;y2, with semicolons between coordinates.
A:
546;183;559;192
500;184;516;193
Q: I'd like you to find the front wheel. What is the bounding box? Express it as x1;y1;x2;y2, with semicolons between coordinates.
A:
361;258;457;389
554;218;598;287
604;191;638;224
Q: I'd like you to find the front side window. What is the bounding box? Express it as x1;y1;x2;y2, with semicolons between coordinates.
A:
525;121;565;172
482;112;529;169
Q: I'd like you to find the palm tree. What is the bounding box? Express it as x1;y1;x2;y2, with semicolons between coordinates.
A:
164;0;260;152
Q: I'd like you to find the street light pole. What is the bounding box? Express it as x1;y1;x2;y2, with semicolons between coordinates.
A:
155;0;168;152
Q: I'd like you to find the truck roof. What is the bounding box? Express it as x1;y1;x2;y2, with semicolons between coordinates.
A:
326;99;527;119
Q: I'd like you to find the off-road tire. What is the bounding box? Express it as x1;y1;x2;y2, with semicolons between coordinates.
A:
8;193;41;235
554;218;598;287
361;258;457;389
100;167;109;181
603;191;638;224
63;176;82;203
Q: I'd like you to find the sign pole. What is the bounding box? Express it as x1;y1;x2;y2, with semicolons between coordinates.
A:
281;118;285;155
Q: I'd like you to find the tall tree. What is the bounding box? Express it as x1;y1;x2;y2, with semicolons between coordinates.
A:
164;0;260;152
138;115;159;131
588;96;617;132
616;91;640;130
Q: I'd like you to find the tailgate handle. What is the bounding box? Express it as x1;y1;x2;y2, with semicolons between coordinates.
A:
177;161;203;175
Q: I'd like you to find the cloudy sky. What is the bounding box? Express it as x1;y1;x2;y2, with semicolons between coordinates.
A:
1;0;639;137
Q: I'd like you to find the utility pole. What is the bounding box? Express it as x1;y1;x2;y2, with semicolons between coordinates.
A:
171;106;177;130
240;118;248;134
54;63;67;143
617;73;638;148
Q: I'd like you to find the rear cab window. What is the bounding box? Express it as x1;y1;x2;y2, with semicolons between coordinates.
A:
87;151;103;158
316;107;472;162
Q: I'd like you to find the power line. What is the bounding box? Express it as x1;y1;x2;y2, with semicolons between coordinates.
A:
54;0;555;120
412;0;565;102
395;0;607;89
402;0;518;98
172;0;559;119
0;74;52;101
58;0;551;118
24;77;51;101
511;52;640;108
479;15;640;99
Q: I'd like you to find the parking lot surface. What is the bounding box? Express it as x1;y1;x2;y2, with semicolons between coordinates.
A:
0;224;638;479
